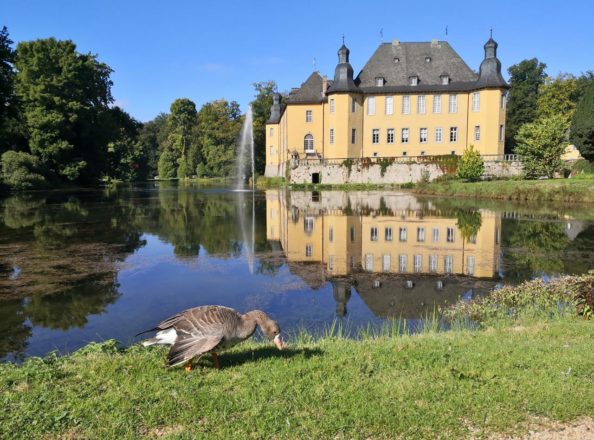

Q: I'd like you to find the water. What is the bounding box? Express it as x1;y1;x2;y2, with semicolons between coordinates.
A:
1;184;593;362
236;105;255;190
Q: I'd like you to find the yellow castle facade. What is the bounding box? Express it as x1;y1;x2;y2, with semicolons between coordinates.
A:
265;38;509;178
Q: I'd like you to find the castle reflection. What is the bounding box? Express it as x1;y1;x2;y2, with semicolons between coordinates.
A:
266;190;502;319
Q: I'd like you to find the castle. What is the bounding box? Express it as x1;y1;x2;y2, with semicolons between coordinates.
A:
265;37;509;178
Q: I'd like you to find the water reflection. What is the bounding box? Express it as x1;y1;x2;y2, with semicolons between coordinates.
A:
0;185;592;361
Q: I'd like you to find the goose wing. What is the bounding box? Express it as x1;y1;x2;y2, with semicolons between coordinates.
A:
167;335;222;367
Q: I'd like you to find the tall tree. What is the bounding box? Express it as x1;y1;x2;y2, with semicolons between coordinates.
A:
570;83;594;161
138;113;168;178
103;107;146;181
250;81;277;175
0;26;25;155
14;38;114;183
536;74;579;121
196;99;242;177
505;58;547;152
158;98;197;179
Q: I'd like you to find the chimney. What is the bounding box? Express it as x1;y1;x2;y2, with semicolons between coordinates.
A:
322;75;328;96
392;39;400;46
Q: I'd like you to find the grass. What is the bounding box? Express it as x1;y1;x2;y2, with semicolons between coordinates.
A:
1;275;593;439
413;178;594;203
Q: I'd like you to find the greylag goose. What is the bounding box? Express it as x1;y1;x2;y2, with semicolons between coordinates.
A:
139;305;283;370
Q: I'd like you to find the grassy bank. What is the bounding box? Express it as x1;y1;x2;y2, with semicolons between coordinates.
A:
1;276;593;439
413;178;594;203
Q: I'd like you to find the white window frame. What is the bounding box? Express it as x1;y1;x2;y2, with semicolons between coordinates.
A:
448;95;457;113
385;96;394;115
365;254;373;272
499;125;504;141
385;227;393;241
305;110;313;123
444;255;453;273
351;98;357;113
466;255;475;276
329;128;334;144
399;227;407;242
382;254;391;272
329;98;335;113
447;227;455;243
375;77;384;87
401;128;409;144
429;255;438;273
372;129;380;144
367;97;376;116
417;227;425;242
441;75;449;85
399;254;407;273
435;127;443;143
387;128;395;144
370;226;378;241
472;92;480;112
432;228;439;242
304;216;314;233
410;76;418;86
449;127;458;143
269;127;274;137
305;244;313;257
414;255;422;273
417;95;426;114
402;96;410;114
420;128;428;144
304;134;315;153
433;95;441;113
328;255;335;271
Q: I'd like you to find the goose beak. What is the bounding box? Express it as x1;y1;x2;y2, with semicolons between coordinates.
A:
273;334;283;350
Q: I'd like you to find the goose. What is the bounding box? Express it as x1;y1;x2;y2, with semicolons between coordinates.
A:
138;305;283;371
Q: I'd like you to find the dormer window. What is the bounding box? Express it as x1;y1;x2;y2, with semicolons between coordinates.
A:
409;76;418;86
440;74;450;85
375;77;385;87
425;57;431;63
393;57;400;63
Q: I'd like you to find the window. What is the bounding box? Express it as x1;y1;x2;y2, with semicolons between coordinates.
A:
402;96;410;114
499;124;504;141
474;125;480;141
328;255;335;271
425;56;431;63
351;128;356;144
385;227;393;241
501;92;506;109
304;216;314;233
385;96;394;115
420;128;428;143
329;98;335;113
472;92;480;112
401;128;409;143
370;227;378;241
329;128;334;144
350;256;356;269
375;77;384;86
305;244;313;257
414;255;422;273
382;254;391;272
433;95;441;113
448;95;457;113
399;254;407;273
269;127;274;137
269;146;274;155
394;57;400;63
410;76;418;86
444;256;453;273
351;97;357;112
387;128;395;144
417;95;426;114
328;226;334;242
367;97;376;115
372;129;380;144
435;127;443;143
304;134;314;152
432;227;440;242
417;227;425;242
402;151;407;156
365;254;373;271
429;255;438;273
350;226;355;242
399;227;407;242
449;127;458;143
421;150;426;156
441;75;449;85
447;227;455;243
466;255;475;275
305;110;312;122
468;234;476;244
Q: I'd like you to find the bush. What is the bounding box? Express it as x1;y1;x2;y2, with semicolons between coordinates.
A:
571;159;594;176
456;145;484;181
1;151;47;190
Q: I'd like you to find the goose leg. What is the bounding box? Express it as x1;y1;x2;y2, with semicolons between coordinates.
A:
184;361;193;372
211;352;221;369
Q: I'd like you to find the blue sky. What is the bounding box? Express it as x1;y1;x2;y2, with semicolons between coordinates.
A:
4;0;592;122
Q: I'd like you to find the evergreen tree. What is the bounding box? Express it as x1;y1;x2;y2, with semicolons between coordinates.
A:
505;59;547;152
0;26;25;155
570;83;594;162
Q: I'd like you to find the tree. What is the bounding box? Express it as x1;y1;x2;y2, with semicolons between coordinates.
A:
158;148;177;179
505;59;547;152
515;114;568;178
103;107;146;181
457;145;484;181
536;74;579;120
1;150;47;189
570;82;594;161
196;99;242;177
138;113;168;178
250;81;277;175
0;26;25;155
14;38;113;184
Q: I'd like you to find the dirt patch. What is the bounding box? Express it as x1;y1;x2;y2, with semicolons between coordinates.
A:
491;417;594;440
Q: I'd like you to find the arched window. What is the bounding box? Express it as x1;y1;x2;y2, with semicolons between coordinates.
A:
304;134;314;153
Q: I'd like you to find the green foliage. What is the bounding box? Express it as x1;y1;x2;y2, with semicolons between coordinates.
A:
138;113;168;178
571;159;594;176
251;81;278;175
0;26;23;156
104;107;146;182
377;157;394;177
455;209;482;242
1;150;47;189
506;58;547;151
515;114;568;178
456;145;484;181
570;82;594;161
536;74;580;120
14;38;114;184
157;148;177;179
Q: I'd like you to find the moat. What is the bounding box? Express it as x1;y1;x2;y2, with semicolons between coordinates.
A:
1;183;593;361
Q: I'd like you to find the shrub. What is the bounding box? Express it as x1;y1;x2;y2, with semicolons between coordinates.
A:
456;145;484;181
1;151;47;190
571;159;594;176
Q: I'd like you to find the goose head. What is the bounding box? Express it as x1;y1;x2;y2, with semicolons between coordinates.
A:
245;310;284;350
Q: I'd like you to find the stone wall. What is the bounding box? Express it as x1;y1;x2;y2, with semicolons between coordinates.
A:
288;160;523;185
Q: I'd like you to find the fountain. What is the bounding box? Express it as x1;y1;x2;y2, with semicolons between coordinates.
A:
236;105;255;191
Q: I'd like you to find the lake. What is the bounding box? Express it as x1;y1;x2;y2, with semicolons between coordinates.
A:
1;183;593;362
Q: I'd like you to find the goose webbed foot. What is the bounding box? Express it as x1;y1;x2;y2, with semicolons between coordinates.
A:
211;352;221;369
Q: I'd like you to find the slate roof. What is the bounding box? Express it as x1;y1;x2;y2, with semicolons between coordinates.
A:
355;41;482;93
287;71;329;104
